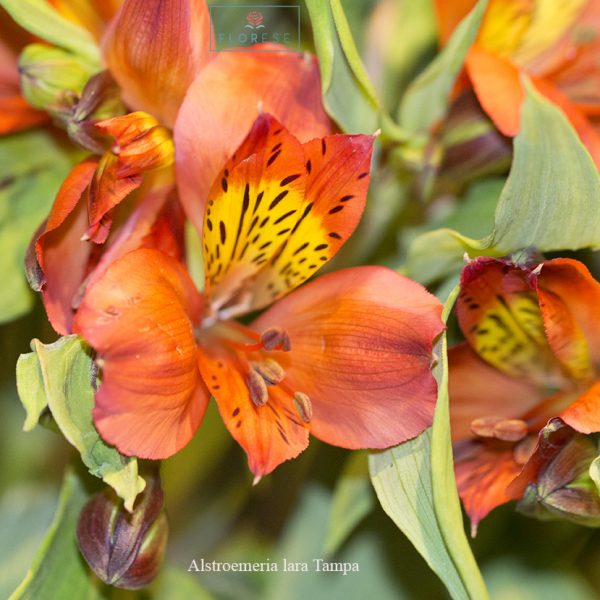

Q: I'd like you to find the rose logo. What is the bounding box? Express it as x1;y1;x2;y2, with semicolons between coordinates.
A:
245;11;265;29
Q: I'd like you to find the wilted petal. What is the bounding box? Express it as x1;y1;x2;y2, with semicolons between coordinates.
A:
102;0;210;127
175;47;331;233
251;266;444;449
73;248;208;459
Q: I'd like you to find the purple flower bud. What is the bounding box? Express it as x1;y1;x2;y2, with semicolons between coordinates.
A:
77;473;168;589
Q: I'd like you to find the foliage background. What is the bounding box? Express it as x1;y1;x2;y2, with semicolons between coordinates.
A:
1;0;600;598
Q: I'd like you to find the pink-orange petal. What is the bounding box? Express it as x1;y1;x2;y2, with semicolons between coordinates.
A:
102;0;210;127
174;47;331;234
448;343;543;441
561;380;600;434
73;248;206;459
251;266;444;449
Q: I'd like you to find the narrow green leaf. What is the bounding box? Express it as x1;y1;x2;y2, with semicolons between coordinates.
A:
323;451;374;556
398;0;487;137
149;568;215;600
404;83;600;283
0;131;73;323
16;336;145;511
0;0;100;63
369;290;488;600
10;469;102;600
305;0;378;132
329;0;380;109
431;286;488;598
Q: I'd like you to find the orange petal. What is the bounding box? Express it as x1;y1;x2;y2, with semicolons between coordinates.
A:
86;112;175;243
434;0;478;45
201;114;307;311
457;258;560;385
73;248;207;459
174;48;331;234
0;94;48;134
197;332;309;478
561;380;600;434
465;45;525;136
102;0;210;127
249;131;375;310
526;259;599;382
251;267;444;449
48;0;122;38
454;439;522;535
34;158;99;334
448;343;543;441
537;259;600;370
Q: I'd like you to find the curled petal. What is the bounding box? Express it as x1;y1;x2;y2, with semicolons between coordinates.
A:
73;249;207;459
34;158;99;334
251;267;444;449
86;112;175;243
561;380;600;434
102;0;211;127
175;48;331;233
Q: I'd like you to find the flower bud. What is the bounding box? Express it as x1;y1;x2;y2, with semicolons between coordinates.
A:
77;473;168;589
19;44;94;116
516;419;600;527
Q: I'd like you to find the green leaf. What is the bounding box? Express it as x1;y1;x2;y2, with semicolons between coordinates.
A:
148;568;215;600
369;289;489;600
15;353;48;432
323;451;374;556
16;336;145;511
305;0;378;133
0;131;73;323
0;486;57;598
0;0;100;63
398;0;487;138
404;82;600;284
590;456;600;496
10;469;103;600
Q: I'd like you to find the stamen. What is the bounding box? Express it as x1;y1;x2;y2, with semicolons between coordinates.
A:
251;359;285;385
293;392;313;423
247;370;268;407
470;416;503;438
493;419;528;442
261;327;291;352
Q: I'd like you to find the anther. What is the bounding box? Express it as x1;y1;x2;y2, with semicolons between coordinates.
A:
251;359;285;385
293;392;313;423
493;419;528;442
470;416;504;438
260;327;291;352
247;370;268;407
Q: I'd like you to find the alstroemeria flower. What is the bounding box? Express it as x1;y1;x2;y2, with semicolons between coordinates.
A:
72;114;444;478
448;256;600;533
435;0;600;166
26;0;331;336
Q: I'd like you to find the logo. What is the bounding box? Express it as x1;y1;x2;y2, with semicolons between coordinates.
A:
245;11;265;29
210;5;301;52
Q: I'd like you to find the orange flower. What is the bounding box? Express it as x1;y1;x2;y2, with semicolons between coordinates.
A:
448;257;600;533
72;114;444;477
435;0;600;166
